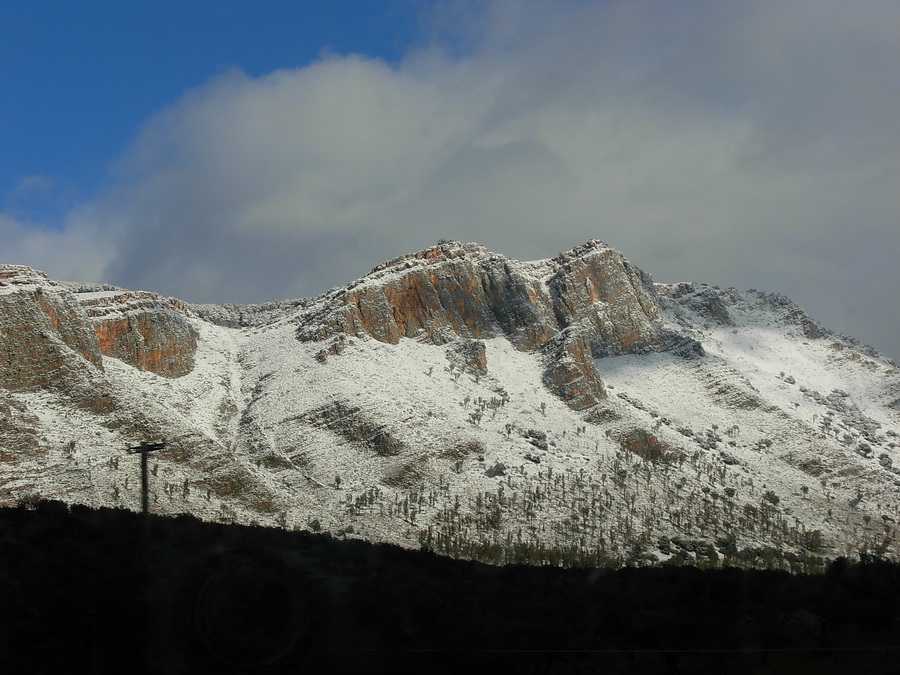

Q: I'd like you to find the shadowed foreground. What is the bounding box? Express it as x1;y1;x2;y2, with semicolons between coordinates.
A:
2;501;900;674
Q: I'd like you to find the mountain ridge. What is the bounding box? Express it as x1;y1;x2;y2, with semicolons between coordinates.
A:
2;240;899;569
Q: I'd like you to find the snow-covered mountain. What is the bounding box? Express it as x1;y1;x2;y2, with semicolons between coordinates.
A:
2;240;899;570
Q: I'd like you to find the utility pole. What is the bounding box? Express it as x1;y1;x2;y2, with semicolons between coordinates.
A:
126;440;165;673
127;441;166;519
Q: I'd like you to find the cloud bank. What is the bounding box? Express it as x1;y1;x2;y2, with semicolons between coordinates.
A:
5;0;900;360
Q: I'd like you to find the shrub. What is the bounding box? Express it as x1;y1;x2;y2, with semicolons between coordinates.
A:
485;462;507;478
802;529;826;553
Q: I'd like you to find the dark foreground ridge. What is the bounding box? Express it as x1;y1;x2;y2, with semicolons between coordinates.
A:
4;502;900;674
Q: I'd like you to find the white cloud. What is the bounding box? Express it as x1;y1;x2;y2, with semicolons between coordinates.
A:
10;0;900;360
0;212;112;283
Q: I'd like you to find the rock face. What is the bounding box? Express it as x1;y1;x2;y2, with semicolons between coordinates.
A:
299;240;666;352
658;282;828;340
299;242;553;348
78;291;198;378
542;331;607;411
0;391;41;461
545;241;666;356
298;240;675;410
0;265;104;391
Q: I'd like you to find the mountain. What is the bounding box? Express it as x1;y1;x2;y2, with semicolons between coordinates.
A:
2;240;899;569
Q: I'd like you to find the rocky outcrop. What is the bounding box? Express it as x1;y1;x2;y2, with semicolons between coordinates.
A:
298;240;666;355
0;265;104;391
658;283;828;341
298;242;557;349
546;241;667;355
657;283;734;327
78;291;198;378
759;291;829;340
542;330;607;410
0;391;41;461
446;339;488;376
294;401;405;456
0;269;197;382
315;335;348;363
297;240;679;411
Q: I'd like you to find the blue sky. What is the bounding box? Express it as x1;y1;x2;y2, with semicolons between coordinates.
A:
1;0;420;224
2;0;899;363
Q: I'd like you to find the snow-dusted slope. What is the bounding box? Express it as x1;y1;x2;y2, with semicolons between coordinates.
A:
601;284;900;559
1;245;898;570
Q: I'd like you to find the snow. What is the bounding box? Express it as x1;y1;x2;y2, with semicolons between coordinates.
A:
75;290;127;300
594;288;900;562
4;262;900;568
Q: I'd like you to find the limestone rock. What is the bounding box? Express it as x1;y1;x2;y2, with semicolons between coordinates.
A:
296;401;405;456
542;330;607;410
546;240;667;355
297;240;674;412
0;265;103;391
657;283;734;327
315;335;348;363
299;240;668;352
297;242;553;347
658;283;828;341
78;290;198;378
0;391;40;462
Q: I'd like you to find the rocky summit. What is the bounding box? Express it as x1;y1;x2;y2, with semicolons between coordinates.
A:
297;240;686;410
2;241;899;571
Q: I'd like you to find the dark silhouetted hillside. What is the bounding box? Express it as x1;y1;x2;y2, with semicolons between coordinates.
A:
3;501;900;674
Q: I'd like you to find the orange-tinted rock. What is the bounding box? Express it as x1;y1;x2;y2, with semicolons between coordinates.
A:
542;331;607;410
301;240;664;351
79;291;198;378
327;243;557;347
297;240;672;411
618;428;674;463
0;266;103;391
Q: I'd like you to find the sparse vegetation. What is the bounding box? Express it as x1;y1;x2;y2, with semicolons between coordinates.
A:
328;436;864;572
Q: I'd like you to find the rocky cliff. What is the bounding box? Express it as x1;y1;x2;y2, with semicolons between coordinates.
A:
0;265;198;388
77;291;198;378
0;265;103;392
298;240;667;351
2;242;900;571
296;240;681;410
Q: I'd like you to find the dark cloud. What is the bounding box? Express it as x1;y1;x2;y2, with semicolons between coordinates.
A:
4;0;899;361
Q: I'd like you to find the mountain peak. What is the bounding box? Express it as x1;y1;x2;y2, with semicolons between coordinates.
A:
292;240;676;412
365;238;616;282
370;240;493;275
552;238;612;263
303;240;664;342
3;241;899;572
